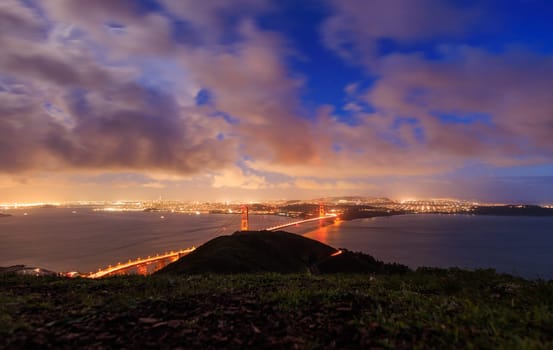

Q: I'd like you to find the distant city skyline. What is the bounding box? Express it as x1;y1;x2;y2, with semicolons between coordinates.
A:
1;192;551;207
1;1;553;203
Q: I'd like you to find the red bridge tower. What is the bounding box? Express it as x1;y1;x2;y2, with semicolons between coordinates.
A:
241;205;249;231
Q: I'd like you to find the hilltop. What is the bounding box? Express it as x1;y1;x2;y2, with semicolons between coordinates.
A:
157;230;408;275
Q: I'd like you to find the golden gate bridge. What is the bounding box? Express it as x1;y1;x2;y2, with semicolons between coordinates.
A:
87;203;337;278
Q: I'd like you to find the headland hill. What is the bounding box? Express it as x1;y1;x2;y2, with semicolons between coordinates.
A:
2;229;553;349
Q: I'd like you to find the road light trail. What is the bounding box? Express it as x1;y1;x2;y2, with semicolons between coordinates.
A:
88;247;196;278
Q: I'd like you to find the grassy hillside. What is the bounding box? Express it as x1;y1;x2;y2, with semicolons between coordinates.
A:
2;271;553;349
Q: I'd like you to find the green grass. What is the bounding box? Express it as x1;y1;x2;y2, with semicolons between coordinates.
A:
1;270;552;349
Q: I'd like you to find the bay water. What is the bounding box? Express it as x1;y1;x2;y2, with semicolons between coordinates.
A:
1;209;552;279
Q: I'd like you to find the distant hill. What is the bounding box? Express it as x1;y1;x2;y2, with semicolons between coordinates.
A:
157;230;409;275
473;205;553;216
340;207;404;220
0;265;57;276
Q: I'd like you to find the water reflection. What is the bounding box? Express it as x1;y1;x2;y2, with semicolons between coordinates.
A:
309;224;329;244
304;219;342;245
3;210;553;279
303;215;553;279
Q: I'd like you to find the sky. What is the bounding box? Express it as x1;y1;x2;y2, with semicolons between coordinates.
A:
1;0;553;203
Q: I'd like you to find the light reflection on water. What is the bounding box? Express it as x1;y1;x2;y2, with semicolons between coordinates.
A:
300;219;343;245
1;210;552;279
303;214;553;279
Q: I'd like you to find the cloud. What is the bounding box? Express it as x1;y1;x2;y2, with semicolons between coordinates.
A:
41;0;175;56
1;0;552;202
321;0;480;62
0;0;46;40
212;166;268;190
0;1;317;180
366;48;553;157
0;78;234;174
311;1;553;178
160;0;273;44
0;2;235;176
141;182;166;189
179;21;319;165
294;178;372;191
0;174;26;189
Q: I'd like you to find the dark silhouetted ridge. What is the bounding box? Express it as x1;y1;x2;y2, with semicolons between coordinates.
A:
157;230;409;275
158;231;335;274
316;250;409;274
473;205;553;216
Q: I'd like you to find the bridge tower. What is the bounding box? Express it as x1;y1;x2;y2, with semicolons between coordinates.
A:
241;205;249;231
319;202;325;217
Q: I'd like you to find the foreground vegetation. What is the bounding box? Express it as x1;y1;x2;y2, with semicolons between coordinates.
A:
2;270;553;349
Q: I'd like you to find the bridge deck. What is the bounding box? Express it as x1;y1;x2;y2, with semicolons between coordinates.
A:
88;247;196;278
265;214;337;231
88;214;338;278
